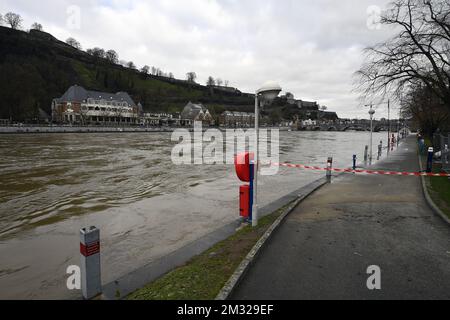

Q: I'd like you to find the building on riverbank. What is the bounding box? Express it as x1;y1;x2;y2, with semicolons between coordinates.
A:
318;111;339;122
219;111;255;127
52;85;142;125
140;112;181;126
181;102;215;126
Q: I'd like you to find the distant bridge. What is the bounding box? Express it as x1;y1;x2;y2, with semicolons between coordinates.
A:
295;123;382;132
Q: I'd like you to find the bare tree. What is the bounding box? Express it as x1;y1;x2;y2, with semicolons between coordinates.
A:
224;80;229;87
141;65;150;74
186;72;197;83
87;47;106;58
356;0;450;109
126;61;136;69
4;12;23;29
206;76;215;86
151;66;157;75
105;50;119;64
31;22;43;31
113;106;124;125
168;72;174;79
79;106;89;125
0;14;3;26
402;83;450;136
216;78;223;86
66;37;82;50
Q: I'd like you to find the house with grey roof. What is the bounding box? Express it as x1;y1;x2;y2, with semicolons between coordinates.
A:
51;85;141;125
181;102;214;126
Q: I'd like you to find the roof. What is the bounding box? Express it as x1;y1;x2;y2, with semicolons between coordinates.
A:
321;111;339;119
57;85;136;106
181;102;209;120
299;100;318;108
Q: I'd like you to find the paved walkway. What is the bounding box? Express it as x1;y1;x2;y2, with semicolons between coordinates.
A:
231;136;450;300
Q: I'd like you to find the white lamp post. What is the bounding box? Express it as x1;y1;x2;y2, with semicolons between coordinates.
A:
253;81;282;227
367;105;376;164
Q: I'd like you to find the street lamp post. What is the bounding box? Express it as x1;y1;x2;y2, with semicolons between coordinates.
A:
252;81;282;227
366;105;376;164
387;99;390;153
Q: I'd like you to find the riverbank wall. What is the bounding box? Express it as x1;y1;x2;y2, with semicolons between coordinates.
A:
0;126;292;134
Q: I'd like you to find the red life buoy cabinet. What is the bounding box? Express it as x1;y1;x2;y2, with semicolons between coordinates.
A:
239;185;250;218
234;152;254;182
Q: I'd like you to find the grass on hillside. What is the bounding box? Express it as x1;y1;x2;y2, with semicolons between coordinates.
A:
0;26;255;120
127;207;286;300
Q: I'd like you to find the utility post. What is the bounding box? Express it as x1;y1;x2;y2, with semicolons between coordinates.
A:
427;147;434;173
326;157;333;183
387;99;390;153
368;105;375;165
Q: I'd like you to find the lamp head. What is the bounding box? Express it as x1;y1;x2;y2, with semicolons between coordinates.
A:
257;81;282;102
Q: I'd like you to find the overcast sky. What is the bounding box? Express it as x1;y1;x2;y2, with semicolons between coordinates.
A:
1;0;401;119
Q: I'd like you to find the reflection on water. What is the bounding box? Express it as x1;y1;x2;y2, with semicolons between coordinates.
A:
0;131;389;298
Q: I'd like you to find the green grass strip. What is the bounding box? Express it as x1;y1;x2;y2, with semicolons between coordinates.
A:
127;207;285;300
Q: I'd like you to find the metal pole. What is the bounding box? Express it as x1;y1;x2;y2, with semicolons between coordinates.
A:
370;106;373;164
444;144;449;165
427;147;434;173
249;163;254;223
326;157;333;182
364;145;368;164
387;100;390;153
377;141;382;160
80;226;101;299
252;95;259;227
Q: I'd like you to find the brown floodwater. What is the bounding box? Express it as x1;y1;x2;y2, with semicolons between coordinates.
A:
0;131;388;299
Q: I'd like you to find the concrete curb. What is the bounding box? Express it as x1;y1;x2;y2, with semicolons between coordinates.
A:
102;178;328;300
418;153;450;226
215;178;328;300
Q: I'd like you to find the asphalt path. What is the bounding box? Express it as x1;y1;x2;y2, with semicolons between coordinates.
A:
231;136;450;300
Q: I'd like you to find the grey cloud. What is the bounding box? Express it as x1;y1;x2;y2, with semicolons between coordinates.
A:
0;0;400;118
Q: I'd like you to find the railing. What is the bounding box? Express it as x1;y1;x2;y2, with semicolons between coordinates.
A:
434;133;450;172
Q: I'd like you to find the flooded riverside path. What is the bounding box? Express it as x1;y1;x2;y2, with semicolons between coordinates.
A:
0;131;389;299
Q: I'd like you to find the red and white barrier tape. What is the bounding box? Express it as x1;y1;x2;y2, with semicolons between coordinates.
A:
270;163;450;177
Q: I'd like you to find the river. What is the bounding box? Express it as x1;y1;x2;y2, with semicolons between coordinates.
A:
0;130;390;299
